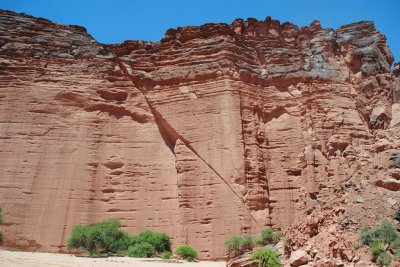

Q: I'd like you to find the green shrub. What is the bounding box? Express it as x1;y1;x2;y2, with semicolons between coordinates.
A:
369;242;392;266
358;220;400;266
251;247;281;267
241;235;255;251
225;235;255;256
256;228;281;246
225;235;242;255
359;220;400;246
370;242;386;261
131;230;171;253
377;251;392;266
7;247;20;252
67;219;131;255
127;242;156;258
175;245;198;262
161;251;172;259
67;219;173;258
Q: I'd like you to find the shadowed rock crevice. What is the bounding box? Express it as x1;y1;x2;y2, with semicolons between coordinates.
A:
54;91;150;123
84;103;149;123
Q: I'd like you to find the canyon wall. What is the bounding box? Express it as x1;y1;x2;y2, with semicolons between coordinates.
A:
0;10;398;259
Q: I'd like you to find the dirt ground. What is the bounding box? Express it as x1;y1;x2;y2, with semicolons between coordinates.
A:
0;251;226;267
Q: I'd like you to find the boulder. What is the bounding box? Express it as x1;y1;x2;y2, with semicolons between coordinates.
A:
375;179;400;191
226;252;258;267
289;250;310;266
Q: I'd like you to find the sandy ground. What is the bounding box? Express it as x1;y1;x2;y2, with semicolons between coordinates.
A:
0;251;226;267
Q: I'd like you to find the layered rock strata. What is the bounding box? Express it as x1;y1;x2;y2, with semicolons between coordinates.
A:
0;10;398;259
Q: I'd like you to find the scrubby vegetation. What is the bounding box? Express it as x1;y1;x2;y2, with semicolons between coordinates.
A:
255;228;281;245
67;219;130;256
161;251;172;259
225;228;282;260
127;242;157;258
68;219;199;261
357;220;400;266
225;235;255;256
67;219;173;258
251;247;281;267
130;230;171;253
175;245;198;261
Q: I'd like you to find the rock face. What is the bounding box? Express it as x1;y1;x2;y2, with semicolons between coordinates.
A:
0;10;399;260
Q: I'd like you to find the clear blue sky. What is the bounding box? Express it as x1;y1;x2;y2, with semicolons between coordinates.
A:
1;0;399;64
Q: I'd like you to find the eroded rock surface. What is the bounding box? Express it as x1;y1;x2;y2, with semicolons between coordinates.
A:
0;10;399;260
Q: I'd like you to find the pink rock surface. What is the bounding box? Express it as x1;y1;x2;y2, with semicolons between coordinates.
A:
0;10;399;260
289;249;310;266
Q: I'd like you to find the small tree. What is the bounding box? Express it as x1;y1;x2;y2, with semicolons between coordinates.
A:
175;245;198;261
67;219;130;256
251;247;281;267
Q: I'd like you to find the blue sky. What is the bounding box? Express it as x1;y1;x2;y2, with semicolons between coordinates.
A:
1;0;399;64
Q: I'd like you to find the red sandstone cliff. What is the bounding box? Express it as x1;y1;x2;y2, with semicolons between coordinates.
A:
0;10;399;263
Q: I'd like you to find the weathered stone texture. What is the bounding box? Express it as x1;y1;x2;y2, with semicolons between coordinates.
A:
0;10;398;259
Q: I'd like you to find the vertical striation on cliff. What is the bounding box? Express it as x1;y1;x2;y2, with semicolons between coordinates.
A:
0;10;398;260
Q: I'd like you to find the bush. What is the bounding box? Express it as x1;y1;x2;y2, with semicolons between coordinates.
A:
67;219;131;255
131;230;171;253
370;242;386;261
256;228;281;246
67;219;173;258
127;242;157;258
251;247;281;267
161;251;172;259
225;235;242;255
225;235;255;256
175;245;198;261
241;235;255;251
377;251;392;266
359;220;400;246
369;242;392;266
358;220;400;266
